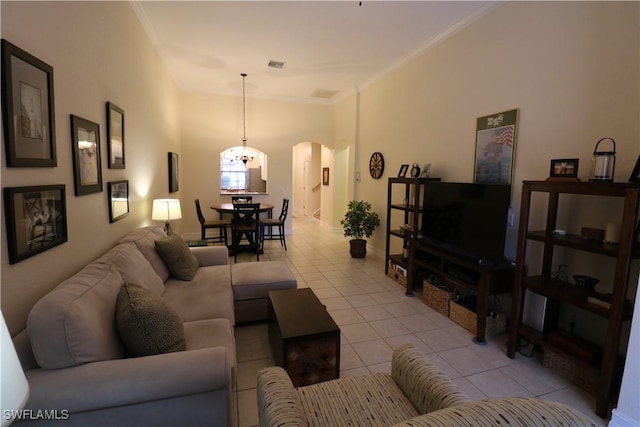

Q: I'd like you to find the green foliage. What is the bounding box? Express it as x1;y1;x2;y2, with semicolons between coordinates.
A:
340;200;380;240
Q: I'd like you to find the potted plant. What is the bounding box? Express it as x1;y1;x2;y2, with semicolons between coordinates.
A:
340;200;381;258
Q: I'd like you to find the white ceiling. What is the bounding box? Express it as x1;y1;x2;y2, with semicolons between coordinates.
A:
132;1;494;104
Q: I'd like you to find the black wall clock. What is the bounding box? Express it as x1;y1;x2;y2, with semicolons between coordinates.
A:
369;152;384;179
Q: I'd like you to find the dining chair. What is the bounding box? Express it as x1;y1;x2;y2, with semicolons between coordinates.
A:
231;196;253;203
195;199;229;245
231;202;261;262
260;198;289;251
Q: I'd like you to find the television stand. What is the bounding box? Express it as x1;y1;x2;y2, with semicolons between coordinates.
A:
414;241;514;343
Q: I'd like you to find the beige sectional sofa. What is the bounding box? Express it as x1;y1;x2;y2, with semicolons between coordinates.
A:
13;226;237;427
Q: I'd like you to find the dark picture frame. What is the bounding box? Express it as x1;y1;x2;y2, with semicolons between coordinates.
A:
398;164;409;177
108;180;129;223
322;167;329;185
550;158;579;178
106;102;125;169
3;184;67;264
1;39;57;167
629;156;640;183
474;109;519;185
168;152;179;193
70;115;102;196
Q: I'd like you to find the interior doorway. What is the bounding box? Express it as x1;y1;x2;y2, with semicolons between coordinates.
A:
292;142;322;219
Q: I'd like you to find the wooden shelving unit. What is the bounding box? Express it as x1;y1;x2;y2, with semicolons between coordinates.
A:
506;180;640;418
385;177;437;294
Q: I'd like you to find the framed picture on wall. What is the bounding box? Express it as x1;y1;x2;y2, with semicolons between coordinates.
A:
70;115;102;196
473;109;519;185
3;184;67;264
108;180;129;223
168;152;179;193
1;39;57;167
323;167;329;185
106;102;125;169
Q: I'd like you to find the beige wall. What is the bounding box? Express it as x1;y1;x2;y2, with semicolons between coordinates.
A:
1;1;181;334
177;91;332;235
339;1;639;262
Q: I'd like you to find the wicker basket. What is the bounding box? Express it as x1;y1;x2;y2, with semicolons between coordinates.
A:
543;349;598;394
422;280;454;316
448;301;506;338
387;261;407;287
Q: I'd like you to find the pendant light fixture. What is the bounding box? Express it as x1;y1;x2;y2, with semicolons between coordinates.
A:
236;73;255;165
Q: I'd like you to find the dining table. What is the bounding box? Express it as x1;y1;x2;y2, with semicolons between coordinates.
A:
211;202;274;256
211;202;274;218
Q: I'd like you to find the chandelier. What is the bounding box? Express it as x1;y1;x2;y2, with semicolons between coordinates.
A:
236;73;255;164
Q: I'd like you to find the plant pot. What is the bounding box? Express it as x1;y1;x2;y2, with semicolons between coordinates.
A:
349;239;367;258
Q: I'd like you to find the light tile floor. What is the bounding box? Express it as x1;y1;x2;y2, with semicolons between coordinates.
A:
233;216;609;427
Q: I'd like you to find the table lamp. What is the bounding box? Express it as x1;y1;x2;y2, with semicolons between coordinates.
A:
152;199;182;235
1;313;29;426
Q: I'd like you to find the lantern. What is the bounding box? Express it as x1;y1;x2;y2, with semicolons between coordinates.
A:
589;137;616;182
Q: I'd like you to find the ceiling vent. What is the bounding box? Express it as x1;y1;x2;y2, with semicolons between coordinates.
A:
310;89;339;99
268;60;285;69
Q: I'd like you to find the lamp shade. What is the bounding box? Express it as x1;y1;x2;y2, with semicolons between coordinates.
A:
1;313;29;427
152;199;182;221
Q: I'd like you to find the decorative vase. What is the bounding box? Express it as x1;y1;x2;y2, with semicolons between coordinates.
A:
349;239;367;258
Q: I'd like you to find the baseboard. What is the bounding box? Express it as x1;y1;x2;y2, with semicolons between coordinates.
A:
610;408;639;426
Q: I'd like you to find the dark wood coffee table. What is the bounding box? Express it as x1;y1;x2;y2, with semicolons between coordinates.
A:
268;288;340;386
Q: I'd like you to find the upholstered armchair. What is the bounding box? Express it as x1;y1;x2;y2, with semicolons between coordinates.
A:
257;344;596;427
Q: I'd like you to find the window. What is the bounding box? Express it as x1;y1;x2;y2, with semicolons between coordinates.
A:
220;146;268;194
221;159;247;191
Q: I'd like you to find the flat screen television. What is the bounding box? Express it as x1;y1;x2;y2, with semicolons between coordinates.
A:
420;182;511;266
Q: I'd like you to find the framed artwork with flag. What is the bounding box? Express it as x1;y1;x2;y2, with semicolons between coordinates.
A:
473;108;518;185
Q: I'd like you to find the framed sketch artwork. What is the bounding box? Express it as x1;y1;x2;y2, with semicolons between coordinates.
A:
3;184;67;264
107;102;125;169
70;115;102;196
108;180;129;223
168;152;179;193
1;39;57;167
474;109;519;185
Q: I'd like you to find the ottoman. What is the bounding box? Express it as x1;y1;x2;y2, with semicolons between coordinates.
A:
232;261;297;323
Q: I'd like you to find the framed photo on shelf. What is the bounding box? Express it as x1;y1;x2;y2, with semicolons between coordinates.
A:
108;180;129;223
168;152;179;193
549;158;579;179
70;115;102;196
106;102;125;169
3;184;67;264
398;164;409;177
1;39;57;167
322;167;329;185
629;155;640;183
473;108;518;185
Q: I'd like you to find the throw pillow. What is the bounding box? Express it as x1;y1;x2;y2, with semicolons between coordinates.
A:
154;234;200;280
115;282;186;357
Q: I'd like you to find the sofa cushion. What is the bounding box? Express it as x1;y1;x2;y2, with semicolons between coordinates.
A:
155;234;200;281
162;264;235;324
297;373;419;426
28;263;125;369
231;261;297;300
94;242;165;294
115;283;186;357
119;226;170;282
184;318;236;372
